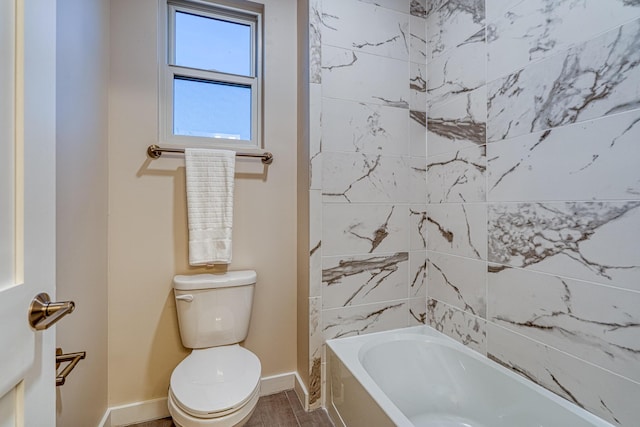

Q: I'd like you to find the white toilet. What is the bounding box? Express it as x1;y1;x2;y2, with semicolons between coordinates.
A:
168;271;261;427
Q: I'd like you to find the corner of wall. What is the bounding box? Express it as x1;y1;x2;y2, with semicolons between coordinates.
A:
296;0;312;396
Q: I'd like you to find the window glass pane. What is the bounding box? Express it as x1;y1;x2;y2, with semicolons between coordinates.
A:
173;77;251;140
174;11;252;76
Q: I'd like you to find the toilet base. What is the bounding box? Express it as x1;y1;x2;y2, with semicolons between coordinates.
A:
168;384;260;427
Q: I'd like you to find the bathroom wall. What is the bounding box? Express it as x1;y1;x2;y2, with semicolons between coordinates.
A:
297;0;312;399
56;0;109;425
108;0;298;406
305;0;428;408
425;1;640;425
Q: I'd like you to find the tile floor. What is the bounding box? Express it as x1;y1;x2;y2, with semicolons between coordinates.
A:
125;390;334;427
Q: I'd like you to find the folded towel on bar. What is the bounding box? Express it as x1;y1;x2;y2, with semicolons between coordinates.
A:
185;148;235;265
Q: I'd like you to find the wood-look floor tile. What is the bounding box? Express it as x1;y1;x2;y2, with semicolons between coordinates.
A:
298;409;334;427
124;390;333;427
285;389;305;416
285;389;334;427
244;410;265;427
122;419;175;427
253;392;299;426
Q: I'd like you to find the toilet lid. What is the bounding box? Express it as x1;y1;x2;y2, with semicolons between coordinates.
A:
170;345;261;417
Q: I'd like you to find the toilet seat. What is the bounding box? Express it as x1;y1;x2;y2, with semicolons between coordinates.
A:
168;386;260;427
170;345;261;419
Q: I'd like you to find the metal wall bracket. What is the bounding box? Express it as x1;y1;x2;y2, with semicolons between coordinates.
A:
56;348;86;386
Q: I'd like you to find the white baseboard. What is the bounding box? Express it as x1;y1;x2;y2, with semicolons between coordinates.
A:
101;372;301;426
259;371;295;396
97;410;111;427
293;372;310;411
104;397;170;427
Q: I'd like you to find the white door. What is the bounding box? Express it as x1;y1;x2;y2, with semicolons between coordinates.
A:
0;0;57;425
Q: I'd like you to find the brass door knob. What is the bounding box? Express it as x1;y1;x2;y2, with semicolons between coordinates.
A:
28;293;75;330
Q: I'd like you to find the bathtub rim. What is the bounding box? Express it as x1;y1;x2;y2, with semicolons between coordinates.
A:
326;325;615;427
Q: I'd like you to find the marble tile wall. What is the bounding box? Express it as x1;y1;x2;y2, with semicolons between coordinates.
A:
306;0;427;410
426;1;640;426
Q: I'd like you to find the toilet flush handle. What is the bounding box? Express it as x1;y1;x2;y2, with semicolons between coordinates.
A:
176;294;194;303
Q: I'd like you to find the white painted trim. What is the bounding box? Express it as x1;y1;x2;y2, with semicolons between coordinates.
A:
294;372;310;411
97;409;111;427
259;372;295;396
99;372;301;426
104;397;170;427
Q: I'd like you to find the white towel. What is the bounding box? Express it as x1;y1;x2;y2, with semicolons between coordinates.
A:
185;148;235;265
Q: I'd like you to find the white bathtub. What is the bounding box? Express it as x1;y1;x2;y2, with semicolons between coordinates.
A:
326;326;614;427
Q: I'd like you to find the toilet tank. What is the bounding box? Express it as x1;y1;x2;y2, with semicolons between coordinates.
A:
173;271;256;349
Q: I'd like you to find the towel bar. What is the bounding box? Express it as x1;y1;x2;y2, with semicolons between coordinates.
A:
56;348;86;386
147;145;273;165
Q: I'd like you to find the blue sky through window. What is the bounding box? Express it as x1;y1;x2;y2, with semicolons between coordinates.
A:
173;10;253;141
174;78;251;140
175;11;251;75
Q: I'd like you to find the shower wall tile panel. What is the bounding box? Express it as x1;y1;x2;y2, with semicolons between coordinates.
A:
409;110;427;157
488;324;640;427
309;297;322;356
410;62;427;111
309;0;322;84
408;157;427;203
484;0;521;23
359;0;409;14
488;266;640;383
322;0;409;61
409;0;426;173
428;251;486;318
426;39;486;108
487;110;640;202
426;0;485;61
409;14;427;64
322;300;408;341
409;250;427;298
409;204;427;251
409;0;426;18
309;189;322;298
322;45;409;108
488;202;640;293
322;203;409;256
310;1;427;408
322;97;409;155
321;252;409;309
427;2;640;424
309;83;322;190
487;0;640;81
427;298;487;355
322;153;410;203
426;145;486;203
487;19;640;143
409;297;427;325
426;203;487;260
427;86;486;156
308;296;322;409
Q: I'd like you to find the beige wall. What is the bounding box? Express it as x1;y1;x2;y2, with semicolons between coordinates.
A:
55;0;110;425
296;0;311;393
108;0;298;405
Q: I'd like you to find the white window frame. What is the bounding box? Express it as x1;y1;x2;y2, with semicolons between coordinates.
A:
159;0;262;150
